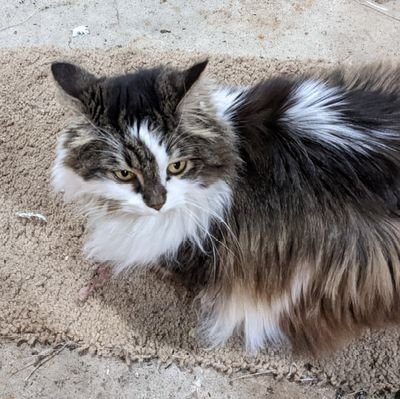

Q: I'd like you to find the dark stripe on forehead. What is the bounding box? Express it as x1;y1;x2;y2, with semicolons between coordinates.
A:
95;85;105;121
123;142;144;166
123;130;162;171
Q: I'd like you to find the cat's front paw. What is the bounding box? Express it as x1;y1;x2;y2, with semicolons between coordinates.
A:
78;264;112;302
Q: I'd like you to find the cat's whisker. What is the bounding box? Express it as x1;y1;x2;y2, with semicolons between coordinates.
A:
80;207;121;219
61;106;124;151
184;199;243;260
62;104;105;133
185;208;236;268
182;208;220;273
183;202;239;264
167;130;195;151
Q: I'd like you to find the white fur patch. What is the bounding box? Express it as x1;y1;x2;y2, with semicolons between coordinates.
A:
282;79;380;152
84;179;231;272
204;294;286;350
211;87;244;124
203;270;311;352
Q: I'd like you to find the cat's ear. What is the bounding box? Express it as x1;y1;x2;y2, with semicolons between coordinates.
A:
172;60;208;111
51;62;97;100
182;60;209;92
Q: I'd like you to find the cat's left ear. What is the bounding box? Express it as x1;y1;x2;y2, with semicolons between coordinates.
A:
51;62;98;100
182;59;209;93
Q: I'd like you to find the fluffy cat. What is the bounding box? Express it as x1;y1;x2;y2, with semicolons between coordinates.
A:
51;60;400;353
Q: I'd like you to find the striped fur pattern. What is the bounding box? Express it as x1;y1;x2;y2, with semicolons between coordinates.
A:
51;61;400;353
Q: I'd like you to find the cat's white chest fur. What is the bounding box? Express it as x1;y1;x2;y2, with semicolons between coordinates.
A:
83;180;231;273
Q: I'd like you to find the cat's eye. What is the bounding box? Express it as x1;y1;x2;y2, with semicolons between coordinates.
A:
114;170;136;182
167;161;188;176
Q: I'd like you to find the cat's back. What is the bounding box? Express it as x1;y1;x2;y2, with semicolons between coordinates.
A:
320;62;400;94
229;63;400;215
233;63;400;133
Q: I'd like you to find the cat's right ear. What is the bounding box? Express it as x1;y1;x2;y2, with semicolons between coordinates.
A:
51;62;97;100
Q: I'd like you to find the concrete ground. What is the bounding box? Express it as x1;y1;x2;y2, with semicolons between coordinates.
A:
0;0;399;61
1;0;400;398
0;340;337;399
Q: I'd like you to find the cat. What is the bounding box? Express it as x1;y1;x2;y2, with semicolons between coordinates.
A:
51;59;400;354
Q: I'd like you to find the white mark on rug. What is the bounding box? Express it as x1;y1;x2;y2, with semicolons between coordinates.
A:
16;212;47;223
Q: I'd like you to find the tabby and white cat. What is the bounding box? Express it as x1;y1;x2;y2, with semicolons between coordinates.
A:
51;60;400;353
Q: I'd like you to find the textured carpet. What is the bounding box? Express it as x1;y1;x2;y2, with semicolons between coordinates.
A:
1;47;400;395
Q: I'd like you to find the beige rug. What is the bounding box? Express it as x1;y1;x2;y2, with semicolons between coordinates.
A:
1;47;400;395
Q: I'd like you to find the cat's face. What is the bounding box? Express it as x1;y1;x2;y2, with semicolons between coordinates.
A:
51;61;238;219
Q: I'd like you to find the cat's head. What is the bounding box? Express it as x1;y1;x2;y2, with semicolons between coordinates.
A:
51;61;238;218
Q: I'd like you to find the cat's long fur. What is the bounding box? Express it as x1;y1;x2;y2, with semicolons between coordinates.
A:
51;60;400;353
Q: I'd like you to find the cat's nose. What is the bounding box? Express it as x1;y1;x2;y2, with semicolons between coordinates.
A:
144;186;167;211
150;202;164;211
